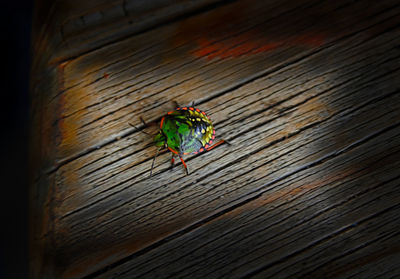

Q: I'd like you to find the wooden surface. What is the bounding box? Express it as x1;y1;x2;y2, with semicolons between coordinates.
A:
29;0;400;278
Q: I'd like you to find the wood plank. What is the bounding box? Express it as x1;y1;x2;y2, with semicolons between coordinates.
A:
48;9;400;278
29;66;61;277
31;0;228;70
30;0;400;278
46;0;399;163
57;0;233;62
94;112;400;278
57;24;400;221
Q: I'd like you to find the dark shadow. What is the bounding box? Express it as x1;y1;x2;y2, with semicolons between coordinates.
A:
0;1;32;278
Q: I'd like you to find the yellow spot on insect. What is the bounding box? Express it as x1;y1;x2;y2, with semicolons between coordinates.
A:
196;118;201;121
201;129;205;134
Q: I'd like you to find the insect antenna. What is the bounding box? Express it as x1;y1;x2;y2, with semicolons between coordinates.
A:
172;100;181;109
149;146;162;177
129;122;152;136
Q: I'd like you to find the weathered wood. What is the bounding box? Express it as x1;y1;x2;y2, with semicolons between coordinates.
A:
95;129;400;279
31;0;229;70
47;0;399;162
30;0;400;278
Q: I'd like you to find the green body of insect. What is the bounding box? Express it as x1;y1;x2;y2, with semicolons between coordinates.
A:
151;106;224;176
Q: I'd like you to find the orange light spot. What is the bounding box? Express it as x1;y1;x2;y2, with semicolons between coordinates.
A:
177;107;181;110
183;107;188;110
189;107;194;110
192;32;325;60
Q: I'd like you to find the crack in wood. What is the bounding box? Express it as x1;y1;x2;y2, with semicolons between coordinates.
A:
239;204;400;279
131;168;400;278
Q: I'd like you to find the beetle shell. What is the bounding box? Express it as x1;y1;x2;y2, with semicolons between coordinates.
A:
160;107;216;155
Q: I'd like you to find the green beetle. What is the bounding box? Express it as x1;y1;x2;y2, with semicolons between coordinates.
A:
151;106;224;176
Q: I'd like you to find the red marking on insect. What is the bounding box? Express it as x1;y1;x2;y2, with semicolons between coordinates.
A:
212;135;215;140
177;107;181;110
189;107;194;110
182;107;188;110
160;116;165;129
167;111;174;115
103;73;110;79
205;144;209;149
201;111;206;115
199;148;204;152
209;140;213;145
196;108;200;112
194;151;198;154
213;129;216;135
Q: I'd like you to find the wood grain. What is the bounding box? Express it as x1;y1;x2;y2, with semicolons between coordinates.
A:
29;0;400;278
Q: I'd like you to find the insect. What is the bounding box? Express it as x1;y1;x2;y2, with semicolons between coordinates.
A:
150;106;225;176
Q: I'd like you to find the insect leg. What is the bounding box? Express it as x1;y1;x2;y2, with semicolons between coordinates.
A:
206;139;228;151
129;115;160;135
170;153;176;170
178;155;189;175
172;100;181;109
149;147;162;177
